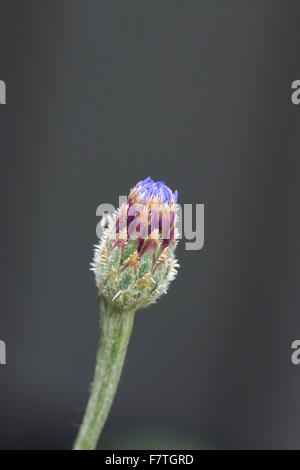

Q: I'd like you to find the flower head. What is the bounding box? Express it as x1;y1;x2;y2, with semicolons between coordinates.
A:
92;177;179;312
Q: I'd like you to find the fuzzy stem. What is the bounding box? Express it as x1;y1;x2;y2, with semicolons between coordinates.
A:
73;300;135;450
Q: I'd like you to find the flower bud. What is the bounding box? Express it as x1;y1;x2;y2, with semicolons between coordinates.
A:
92;177;179;312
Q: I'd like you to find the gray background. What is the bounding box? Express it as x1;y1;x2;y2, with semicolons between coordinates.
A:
0;0;300;449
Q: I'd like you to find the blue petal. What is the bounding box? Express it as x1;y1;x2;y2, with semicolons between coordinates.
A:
135;177;178;204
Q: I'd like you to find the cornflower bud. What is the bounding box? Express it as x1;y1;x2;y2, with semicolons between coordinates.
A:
93;177;179;312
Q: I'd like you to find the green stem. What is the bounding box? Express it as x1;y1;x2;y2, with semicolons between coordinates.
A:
73;300;135;450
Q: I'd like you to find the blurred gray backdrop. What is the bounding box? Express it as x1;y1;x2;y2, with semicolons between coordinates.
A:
1;0;300;450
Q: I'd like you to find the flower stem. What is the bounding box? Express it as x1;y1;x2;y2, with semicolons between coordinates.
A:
73;300;135;450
